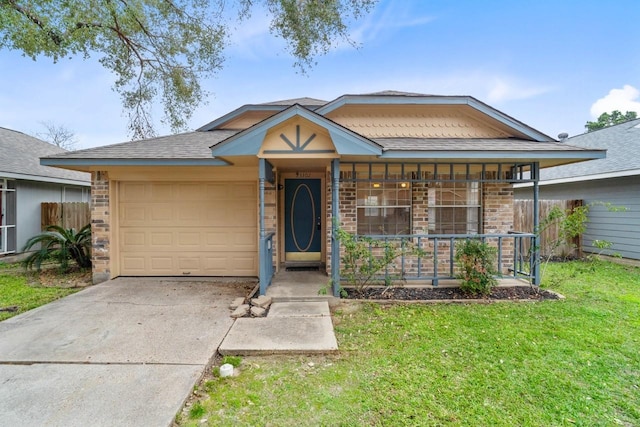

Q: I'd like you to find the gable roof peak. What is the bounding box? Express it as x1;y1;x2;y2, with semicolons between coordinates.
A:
359;90;436;97
259;97;327;107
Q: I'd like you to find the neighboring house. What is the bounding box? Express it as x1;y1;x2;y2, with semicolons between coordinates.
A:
515;119;640;260
0;127;91;255
42;91;603;293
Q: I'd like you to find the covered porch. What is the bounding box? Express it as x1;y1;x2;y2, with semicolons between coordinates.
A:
258;159;543;296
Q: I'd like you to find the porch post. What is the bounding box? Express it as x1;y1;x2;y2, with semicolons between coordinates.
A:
259;158;267;295
532;162;541;286
331;158;341;296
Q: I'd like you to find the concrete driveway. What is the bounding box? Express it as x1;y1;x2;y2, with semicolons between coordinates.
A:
0;278;249;427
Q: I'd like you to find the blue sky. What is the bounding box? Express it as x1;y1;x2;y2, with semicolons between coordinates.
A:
1;0;639;149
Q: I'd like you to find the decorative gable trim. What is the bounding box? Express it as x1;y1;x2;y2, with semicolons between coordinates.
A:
263;125;335;154
209;104;382;157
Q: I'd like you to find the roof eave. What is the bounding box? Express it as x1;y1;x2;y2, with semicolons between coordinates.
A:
380;149;606;160
0;171;90;186
41;158;232;168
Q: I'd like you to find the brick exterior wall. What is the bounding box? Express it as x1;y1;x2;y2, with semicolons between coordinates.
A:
330;179;516;279
91;171;110;284
483;182;514;274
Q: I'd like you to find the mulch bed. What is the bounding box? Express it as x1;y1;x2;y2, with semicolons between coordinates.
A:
344;286;560;301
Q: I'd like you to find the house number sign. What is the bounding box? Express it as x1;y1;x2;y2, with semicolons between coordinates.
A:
295;172;311;178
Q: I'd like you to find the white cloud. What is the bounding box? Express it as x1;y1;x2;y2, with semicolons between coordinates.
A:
590;85;640;118
349;2;435;45
225;8;282;60
486;77;553;103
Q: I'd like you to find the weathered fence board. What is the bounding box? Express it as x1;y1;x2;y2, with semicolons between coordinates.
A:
514;199;582;258
41;202;90;231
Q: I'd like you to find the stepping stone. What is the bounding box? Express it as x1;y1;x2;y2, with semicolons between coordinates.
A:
251;295;272;308
250;306;267;317
219;317;338;355
230;304;250;318
268;301;330;318
229;297;245;310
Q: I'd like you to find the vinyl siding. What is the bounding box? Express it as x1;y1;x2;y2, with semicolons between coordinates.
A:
515;176;640;260
16;180;89;251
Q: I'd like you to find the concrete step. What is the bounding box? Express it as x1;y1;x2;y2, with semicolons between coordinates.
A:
218;302;338;356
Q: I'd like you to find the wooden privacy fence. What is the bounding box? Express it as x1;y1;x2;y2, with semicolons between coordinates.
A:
41;202;90;231
514;199;583;258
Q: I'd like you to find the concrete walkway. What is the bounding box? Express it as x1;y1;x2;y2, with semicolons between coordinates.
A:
219;301;338;355
220;270;339;355
0;278;247;427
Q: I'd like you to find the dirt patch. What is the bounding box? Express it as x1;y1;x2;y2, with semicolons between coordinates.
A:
30;268;92;288
1;262;93;288
344;286;560;301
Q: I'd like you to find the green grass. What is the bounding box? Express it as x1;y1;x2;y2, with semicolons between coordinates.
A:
178;260;640;426
0;273;79;321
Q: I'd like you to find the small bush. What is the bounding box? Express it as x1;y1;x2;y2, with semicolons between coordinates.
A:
22;224;91;272
455;239;498;296
337;227;427;292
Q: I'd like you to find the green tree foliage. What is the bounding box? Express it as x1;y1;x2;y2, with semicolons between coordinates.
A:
585;110;638;132
0;0;375;139
22;224;92;271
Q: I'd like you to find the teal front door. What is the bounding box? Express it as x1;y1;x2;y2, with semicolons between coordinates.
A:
284;179;322;261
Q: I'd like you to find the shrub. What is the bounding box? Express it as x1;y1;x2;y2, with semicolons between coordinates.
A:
455;239;498;296
337;227;428;293
22;224;92;272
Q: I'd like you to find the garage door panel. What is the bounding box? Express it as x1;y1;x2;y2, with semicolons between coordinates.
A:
150;204;174;221
149;183;173;200
175;183;204;200
122;231;146;248
203;255;257;276
121;228;258;253
120;183;147;201
120;253;257;276
119;181;258;276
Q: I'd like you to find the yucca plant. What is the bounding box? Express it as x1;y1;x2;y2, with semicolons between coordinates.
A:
22;224;92;271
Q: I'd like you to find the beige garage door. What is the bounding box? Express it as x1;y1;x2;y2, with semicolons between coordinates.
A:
118;182;257;276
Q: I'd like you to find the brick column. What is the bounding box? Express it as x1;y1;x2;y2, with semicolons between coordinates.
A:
483;182;514;274
91;171;110;284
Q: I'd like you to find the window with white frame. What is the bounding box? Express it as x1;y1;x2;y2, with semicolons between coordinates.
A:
0;179;17;254
428;182;481;234
356;181;411;235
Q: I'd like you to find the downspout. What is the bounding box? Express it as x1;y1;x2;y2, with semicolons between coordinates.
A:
532;162;541;286
259;158;267;295
331;159;340;296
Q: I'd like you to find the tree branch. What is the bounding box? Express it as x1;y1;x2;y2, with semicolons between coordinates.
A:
3;0;63;45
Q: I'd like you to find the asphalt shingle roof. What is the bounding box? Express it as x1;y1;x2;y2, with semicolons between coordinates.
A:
45;130;238;160
0;127;89;183
259;97;327;107
376;138;591;152
44;131;595;162
540;119;640;181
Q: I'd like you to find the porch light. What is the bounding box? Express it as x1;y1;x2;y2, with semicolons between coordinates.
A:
372;183;381;188
400;182;408;188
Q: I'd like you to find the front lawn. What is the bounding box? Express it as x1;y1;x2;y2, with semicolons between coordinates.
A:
0;265;83;321
177;260;640;426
